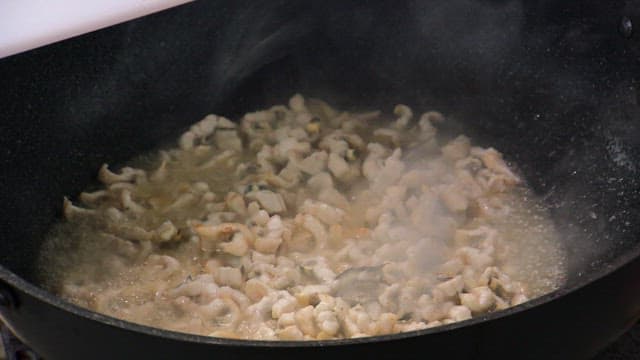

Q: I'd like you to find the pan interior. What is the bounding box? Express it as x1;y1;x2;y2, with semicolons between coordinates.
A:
0;0;639;302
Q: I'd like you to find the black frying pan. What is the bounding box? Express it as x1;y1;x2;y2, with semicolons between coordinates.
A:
1;1;640;359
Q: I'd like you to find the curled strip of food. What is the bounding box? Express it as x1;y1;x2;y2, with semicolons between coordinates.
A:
471;147;520;185
373;128;400;147
307;172;334;191
108;182;136;192
247;190;287;214
155;220;178;242
100;233;140;259
370;148;405;194
328;153;350;180
313;295;341;337
448;305;472;321
459;286;495;313
271;291;297;319
301;199;345;225
150;160;168;182
120;189;146;215
254;215;284;254
289;93;308;113
274;138;311;161
225;192;247;216
111;224;154;243
393;104;413;129
144;254;181;279
442;135;471;162
205;297;243;329
362;143;388;181
199;149;237;169
104;207;126;222
245;278;271;302
179;114;218;150
98;164;146;185
420;111;444;130
79;190;110;206
219;234;249;257
297;214;328;250
295;305;317;337
168;275;218;302
264;172;299;189
196;223;255;256
214;266;243;289
294;151;328;175
277;325;304;340
435;275;464;299
214;130;243;154
318;188;349;209
163;193;196;213
63;197;96;219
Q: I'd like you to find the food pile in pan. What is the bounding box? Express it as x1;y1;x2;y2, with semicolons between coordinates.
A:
44;95;565;340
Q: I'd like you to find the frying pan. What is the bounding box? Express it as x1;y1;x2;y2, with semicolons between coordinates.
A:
1;1;639;359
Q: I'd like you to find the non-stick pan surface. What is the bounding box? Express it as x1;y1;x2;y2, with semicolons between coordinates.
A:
1;1;639;359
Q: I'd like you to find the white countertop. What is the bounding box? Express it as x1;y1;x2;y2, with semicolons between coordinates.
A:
0;0;193;58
